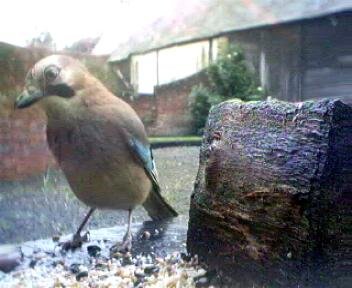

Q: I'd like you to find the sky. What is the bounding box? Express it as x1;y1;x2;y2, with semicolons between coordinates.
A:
0;0;185;53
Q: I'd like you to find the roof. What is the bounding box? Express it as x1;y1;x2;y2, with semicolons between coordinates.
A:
105;0;352;62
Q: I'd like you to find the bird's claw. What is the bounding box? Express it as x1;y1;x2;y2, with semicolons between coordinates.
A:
120;238;132;253
110;236;132;254
59;231;90;251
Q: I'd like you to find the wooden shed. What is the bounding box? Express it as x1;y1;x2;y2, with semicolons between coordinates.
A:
99;0;352;103
229;11;352;103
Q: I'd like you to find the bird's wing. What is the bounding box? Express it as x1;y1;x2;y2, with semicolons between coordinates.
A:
128;137;178;220
92;102;177;219
128;137;159;185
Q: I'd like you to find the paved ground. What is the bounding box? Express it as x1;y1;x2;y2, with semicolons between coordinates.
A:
0;146;200;244
0;146;220;287
0;219;205;287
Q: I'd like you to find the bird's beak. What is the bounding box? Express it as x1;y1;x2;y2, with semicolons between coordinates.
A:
15;88;43;109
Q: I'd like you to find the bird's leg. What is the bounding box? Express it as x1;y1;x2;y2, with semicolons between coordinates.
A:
121;209;133;251
61;208;95;250
111;209;133;253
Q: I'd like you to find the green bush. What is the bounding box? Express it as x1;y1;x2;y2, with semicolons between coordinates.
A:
191;45;265;134
190;85;221;135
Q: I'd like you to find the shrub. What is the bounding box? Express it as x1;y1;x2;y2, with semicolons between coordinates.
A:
190;85;221;135
191;45;265;134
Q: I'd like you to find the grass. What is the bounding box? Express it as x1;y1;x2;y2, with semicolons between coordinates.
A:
149;135;202;144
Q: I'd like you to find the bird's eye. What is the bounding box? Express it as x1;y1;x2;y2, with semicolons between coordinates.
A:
44;65;60;82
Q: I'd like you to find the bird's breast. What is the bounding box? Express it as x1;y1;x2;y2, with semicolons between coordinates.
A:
46;123;151;210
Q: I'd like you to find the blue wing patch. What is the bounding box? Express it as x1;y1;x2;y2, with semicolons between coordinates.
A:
128;138;158;183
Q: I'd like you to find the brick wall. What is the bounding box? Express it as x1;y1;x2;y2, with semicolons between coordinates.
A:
122;71;207;136
147;71;208;136
0;108;53;180
127;95;157;128
0;43;52;180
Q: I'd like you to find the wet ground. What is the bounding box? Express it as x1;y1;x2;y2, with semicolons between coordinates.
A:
0;218;209;287
0;146;199;244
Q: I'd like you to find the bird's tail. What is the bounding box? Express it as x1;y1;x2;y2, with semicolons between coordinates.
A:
143;183;178;221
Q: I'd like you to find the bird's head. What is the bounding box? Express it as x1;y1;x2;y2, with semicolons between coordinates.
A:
15;55;87;109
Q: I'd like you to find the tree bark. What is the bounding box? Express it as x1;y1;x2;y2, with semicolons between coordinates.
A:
187;99;352;287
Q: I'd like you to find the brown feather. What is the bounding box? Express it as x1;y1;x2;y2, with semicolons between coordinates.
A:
31;55;177;218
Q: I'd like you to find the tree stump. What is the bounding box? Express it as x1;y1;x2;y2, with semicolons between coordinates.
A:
187;99;352;287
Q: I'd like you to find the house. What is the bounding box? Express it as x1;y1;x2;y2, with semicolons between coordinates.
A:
94;0;352;135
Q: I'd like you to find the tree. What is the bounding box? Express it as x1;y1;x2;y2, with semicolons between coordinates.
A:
65;37;100;54
27;32;56;51
190;44;265;134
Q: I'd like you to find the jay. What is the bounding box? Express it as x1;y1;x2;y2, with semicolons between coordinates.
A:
15;55;177;251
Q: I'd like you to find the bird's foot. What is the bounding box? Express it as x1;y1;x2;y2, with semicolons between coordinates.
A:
60;231;90;251
120;237;132;253
110;234;132;254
